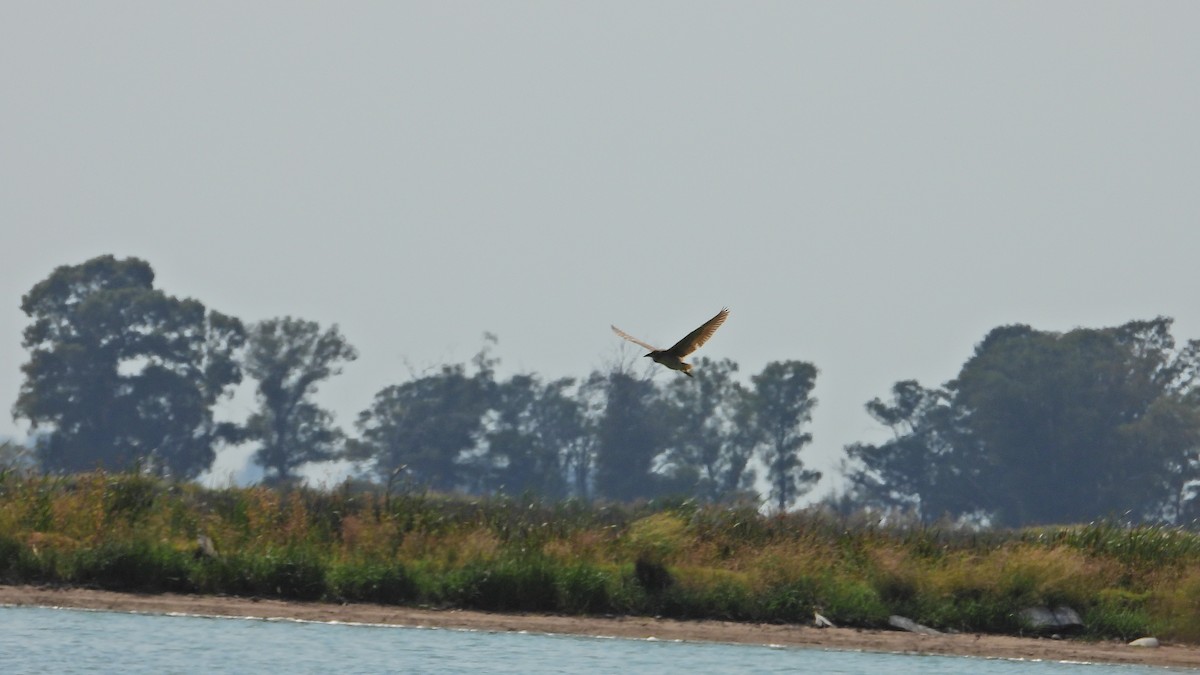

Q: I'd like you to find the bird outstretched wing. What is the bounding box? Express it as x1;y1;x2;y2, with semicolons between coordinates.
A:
666;308;729;357
610;325;661;352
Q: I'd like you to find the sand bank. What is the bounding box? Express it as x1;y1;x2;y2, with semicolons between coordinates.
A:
1;585;1196;669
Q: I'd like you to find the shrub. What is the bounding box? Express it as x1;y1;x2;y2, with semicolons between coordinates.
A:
69;540;195;593
556;562;614;614
327;561;416;604
1086;589;1152;641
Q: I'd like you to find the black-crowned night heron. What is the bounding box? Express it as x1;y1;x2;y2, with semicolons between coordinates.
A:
611;308;729;377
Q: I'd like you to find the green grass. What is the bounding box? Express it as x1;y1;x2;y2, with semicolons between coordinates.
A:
1;470;1199;643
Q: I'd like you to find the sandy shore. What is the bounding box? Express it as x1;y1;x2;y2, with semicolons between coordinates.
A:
1;584;1196;669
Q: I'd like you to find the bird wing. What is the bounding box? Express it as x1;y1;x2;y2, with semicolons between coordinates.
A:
611;325;661;352
666;308;729;357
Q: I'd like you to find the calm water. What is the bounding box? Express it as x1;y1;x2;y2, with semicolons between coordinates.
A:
0;606;1181;674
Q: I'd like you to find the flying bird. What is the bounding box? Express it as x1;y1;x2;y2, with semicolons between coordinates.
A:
611;308;729;377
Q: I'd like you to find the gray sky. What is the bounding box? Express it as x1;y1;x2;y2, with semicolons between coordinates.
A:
3;3;1199;496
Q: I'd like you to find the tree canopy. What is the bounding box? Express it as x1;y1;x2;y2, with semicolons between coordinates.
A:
589;368;669;502
846;318;1200;526
244;317;358;484
750;360;821;512
348;363;493;491
659;357;756;503
337;354;823;508
14;255;244;478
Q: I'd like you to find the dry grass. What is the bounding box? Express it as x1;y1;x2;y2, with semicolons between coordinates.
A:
0;471;1197;641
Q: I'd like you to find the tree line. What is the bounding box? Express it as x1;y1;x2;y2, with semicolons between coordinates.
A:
11;255;1200;527
11;256;820;511
842;319;1200;526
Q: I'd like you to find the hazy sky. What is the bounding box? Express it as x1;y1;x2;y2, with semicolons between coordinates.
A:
3;3;1198;496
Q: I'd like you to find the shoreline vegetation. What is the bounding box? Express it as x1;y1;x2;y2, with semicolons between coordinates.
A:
2;472;1200;667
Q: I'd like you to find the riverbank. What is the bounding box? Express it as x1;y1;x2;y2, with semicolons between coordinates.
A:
2;585;1196;669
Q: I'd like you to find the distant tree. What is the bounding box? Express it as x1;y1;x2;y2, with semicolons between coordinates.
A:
844;318;1200;526
14;255;244;478
749;360;821;512
474;374;585;498
243;317;358;484
951;318;1200;525
589;367;668;502
1122;391;1200;522
349;363;492;491
563;432;597;500
660;357;755;502
843;380;971;518
562;381;600;500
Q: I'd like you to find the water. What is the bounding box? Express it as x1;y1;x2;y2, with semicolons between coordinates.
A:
0;606;1179;674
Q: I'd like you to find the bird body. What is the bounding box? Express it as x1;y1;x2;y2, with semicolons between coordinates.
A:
611;308;729;377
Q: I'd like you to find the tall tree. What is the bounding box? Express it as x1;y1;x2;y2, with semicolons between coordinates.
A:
588;367;668;502
660;357;755;502
950;318;1200;525
749;360;821;512
349;363;492;491
243;317;358;484
14;255;244;478
474;374;585;498
1121;391;1200;522
845;318;1200;526
844;380;970;518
